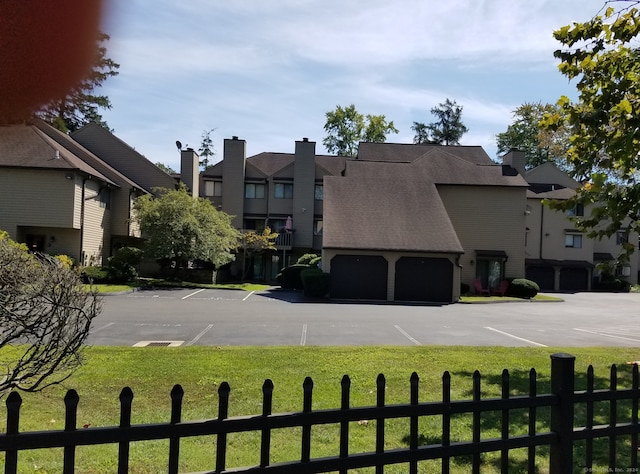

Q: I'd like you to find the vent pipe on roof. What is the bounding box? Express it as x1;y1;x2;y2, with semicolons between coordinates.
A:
55;150;60;159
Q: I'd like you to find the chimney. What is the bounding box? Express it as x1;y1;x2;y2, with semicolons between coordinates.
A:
223;136;247;228
180;148;200;198
293;138;316;248
502;149;526;176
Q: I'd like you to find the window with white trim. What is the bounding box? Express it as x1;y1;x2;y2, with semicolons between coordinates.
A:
565;233;582;248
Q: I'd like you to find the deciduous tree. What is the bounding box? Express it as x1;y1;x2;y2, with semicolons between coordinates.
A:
412;98;468;145
0;231;100;397
542;1;640;260
240;227;279;280
133;186;240;269
323;104;398;157
37;32;119;132
496;102;571;169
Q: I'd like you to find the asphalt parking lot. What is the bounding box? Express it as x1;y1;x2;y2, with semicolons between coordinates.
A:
87;288;640;347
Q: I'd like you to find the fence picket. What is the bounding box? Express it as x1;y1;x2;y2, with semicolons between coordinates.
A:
216;381;231;472
4;391;21;474
527;368;537;473
501;369;509;474
118;387;133;474
472;370;481;474
301;376;313;463
168;384;184;474
442;371;451;474
339;375;351;474
409;371;419;474
609;364;618;471
261;379;274;467
63;389;79;474
375;373;385;474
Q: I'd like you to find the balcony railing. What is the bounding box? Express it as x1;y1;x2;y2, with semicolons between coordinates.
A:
240;229;292;251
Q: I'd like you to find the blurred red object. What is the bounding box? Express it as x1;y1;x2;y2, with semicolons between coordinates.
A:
0;0;104;121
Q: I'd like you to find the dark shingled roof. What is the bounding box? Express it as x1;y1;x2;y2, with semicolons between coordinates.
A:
323;142;527;254
0;122;118;186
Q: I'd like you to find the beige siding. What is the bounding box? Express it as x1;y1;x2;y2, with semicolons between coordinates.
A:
594;228;639;285
0;169;77;235
437;185;526;285
81;180;110;265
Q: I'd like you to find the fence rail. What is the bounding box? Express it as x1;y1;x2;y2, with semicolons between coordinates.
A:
1;353;639;473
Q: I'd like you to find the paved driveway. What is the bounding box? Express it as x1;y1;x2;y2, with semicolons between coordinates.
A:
87;288;640;347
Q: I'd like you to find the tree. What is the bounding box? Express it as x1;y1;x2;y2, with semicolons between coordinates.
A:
155;162;177;174
0;231;100;397
198;128;216;170
542;2;640;260
240;227;279;280
133;185;241;269
37;32;119;132
496;102;571;169
412;98;468;145
323;104;398;157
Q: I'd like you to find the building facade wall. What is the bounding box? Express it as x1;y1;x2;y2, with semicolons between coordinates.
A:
81;178;110;266
222;137;246;228
437;185;527;286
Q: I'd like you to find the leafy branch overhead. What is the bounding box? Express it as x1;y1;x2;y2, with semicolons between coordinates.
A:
541;1;640;260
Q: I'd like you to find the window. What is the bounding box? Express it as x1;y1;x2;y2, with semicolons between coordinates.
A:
99;188;111;209
476;259;503;290
565;233;582;248
244;219;265;232
274;183;293;199
314;220;323;235
245;183;265;199
314;184;323;200
616;230;628;245
205;180;222;197
567;203;584;217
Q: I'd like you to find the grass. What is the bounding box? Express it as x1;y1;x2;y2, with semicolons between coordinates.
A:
87;279;271;294
459;293;563;303
1;346;638;473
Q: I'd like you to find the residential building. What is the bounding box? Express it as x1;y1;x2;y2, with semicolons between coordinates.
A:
201;136;346;281
0;120;150;265
323;144;529;302
521;159;639;291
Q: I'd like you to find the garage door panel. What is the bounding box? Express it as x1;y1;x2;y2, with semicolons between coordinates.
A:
560;267;589;292
394;257;453;302
330;255;387;300
526;266;554;291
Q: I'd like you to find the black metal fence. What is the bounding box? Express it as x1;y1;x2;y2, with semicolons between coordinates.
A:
1;353;639;473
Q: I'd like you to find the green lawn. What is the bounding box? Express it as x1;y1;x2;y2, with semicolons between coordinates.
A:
1;346;638;473
88;280;271;294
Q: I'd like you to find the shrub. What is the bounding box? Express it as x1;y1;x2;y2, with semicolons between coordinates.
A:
53;254;74;269
301;267;330;298
595;277;631;292
107;247;143;283
507;278;539;299
276;264;309;289
296;253;320;266
81;265;109;283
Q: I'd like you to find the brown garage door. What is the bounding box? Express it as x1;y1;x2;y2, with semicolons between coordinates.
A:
394;257;453;302
330;255;388;300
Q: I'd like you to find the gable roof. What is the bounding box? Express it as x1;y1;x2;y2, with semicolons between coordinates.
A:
0;122;118;186
71;123;177;193
323;142;527;254
525;162;581;190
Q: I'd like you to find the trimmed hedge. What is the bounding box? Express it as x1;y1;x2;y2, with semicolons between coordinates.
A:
276;264;309;289
81;265;109;283
507;278;539;299
300;268;330;298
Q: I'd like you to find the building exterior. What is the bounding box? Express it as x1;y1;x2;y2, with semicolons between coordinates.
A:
0;120;149;265
521;160;639;291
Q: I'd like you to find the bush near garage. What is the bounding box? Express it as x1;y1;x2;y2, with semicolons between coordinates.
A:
276;264;309;290
296;253;321;266
107;246;143;283
80;265;109;283
595;276;631;292
300;267;330;298
506;278;539;299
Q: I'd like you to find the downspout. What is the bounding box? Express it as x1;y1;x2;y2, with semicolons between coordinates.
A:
539;201;544;260
79;177;87;265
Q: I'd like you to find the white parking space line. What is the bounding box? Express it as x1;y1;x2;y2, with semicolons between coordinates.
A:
484;327;548;347
186;324;214;346
394;325;421;345
300;324;308;346
574;328;640;343
182;288;206;300
243;291;255;301
92;322;115;333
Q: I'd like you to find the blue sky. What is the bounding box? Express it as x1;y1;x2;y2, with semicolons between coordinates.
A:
99;0;606;171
